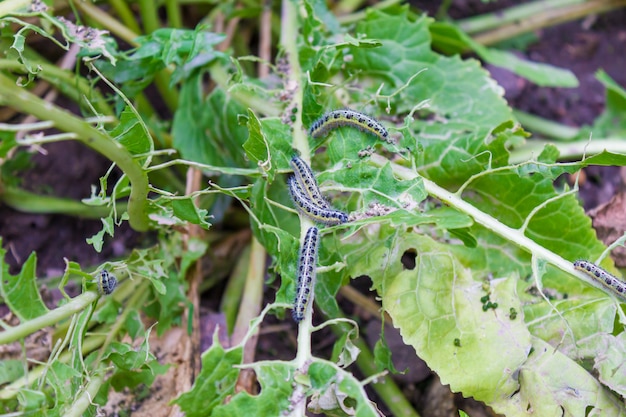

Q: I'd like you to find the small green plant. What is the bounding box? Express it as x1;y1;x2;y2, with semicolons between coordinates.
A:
1;1;626;416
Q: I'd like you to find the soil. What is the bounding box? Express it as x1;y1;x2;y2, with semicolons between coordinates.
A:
1;1;625;416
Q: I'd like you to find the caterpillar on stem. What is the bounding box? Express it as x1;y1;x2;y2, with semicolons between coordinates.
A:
573;260;626;299
293;226;319;322
97;270;118;295
287;175;348;225
309;109;388;141
289;155;329;209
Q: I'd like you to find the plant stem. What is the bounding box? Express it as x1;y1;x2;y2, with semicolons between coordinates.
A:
107;0;141;34
0;334;106;400
0;59;114;116
138;0;159;34
221;244;251;334
279;0;306;158
132;0;179;112
231;238;266;354
509;138;626;164
1;186;127;218
514;109;579;140
436;0;454;20
64;372;104;417
75;1;140;45
369;154;620;297
458;0;584;34
95;280;151;364
352;336;422;417
0;73;151;231
336;0;403;25
0;291;99;345
469;0;626;46
0;0;30;18
165;0;183;28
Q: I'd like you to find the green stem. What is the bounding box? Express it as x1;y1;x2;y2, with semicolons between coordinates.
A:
165;0;183;28
435;0;454;20
231;238;266;346
0;73;151;231
279;0;306;157
0;59;114;116
95;280;151;364
64;372;104;417
352;336;422;417
137;0;160;34
153;70;179;113
470;0;626;46
133;0;180;112
370;154;621;297
509;138;626;164
0;334;106;400
75;0;141;45
107;0;142;35
0;291;99;345
457;0;584;34
514;109;580;140
336;0;403;25
278;5;317;407
1;186;127;219
0;0;30;17
221;244;251;334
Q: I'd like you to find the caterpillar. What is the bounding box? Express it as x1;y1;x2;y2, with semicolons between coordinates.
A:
573;260;626;299
287;175;348;225
309;109;388;141
289;155;329;209
97;269;118;295
293;226;320;322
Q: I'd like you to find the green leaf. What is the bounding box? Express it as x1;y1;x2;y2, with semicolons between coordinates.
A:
124;310;145;340
173;80;250;169
143;269;187;333
106;335;167;390
243;113;294;183
465;168;606;263
348;231;531;404
0;244;48;321
108;105;153;165
330;322;360;368
0;131;17;157
0;360;25;385
172;198;211;229
96;27;225;95
86;215;115;253
500;337;624;415
173;335;243;417
211;362;293;416
578;332;626;397
308;361;382;417
373;337;399;375
16;389;47;412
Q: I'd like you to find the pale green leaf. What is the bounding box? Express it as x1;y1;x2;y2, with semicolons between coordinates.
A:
0;243;48;321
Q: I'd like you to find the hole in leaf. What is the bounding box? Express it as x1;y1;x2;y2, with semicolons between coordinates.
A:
401;249;416;270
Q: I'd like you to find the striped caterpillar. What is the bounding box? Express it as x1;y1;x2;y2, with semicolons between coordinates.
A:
293;226;319;322
309;109;388;141
573;260;626;299
287;175;348;225
289;155;329;209
97;270;118;295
